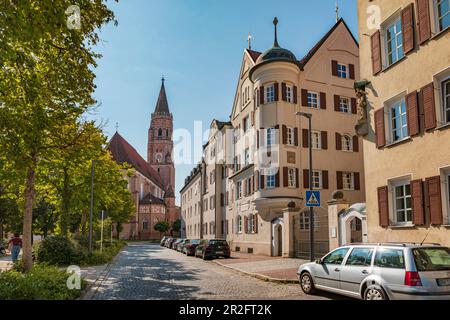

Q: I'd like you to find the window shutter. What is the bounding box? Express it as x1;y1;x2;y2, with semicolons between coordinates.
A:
402;3;415;54
421;83;436;131
260;173;265;189
375;108;386;148
282;125;287;144
243;179;247;197
416;0;431;44
295;169;299;188
426;176;443;225
351;98;357;114
251;111;255;126
411;179;425;225
294;128;299;146
370;30;382;75
320;92;327;109
406;91;420;136
283;167;289;187
275;170;280;188
255;170;260;191
257;130;260;148
244;216;248;234
301;89;308;106
354;172;361;190
220;193;224;207
259;86;265;105
378;186;389;227
260;127;265;147
321;131;328;150
335;132;342;150
331;60;338;76
334;95;340;111
281;82;287;101
303;169;310;189
322;170;329;189
353;135;359;152
293;86;298;104
254;214;258;233
274;82;279;101
349;64;355;80
302;129;309;148
337;171;343;190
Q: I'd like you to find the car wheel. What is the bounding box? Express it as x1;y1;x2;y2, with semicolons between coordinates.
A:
202;251;208;260
364;285;387;300
300;272;316;294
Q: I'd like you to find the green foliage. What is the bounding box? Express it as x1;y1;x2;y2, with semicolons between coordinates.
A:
172;219;181;233
0;264;85;300
78;241;126;266
154;220;170;234
34;235;81;266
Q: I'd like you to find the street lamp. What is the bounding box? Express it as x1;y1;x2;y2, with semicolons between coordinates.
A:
296;112;315;262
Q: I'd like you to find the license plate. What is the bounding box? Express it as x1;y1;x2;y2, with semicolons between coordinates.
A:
437;278;450;286
216;251;223;254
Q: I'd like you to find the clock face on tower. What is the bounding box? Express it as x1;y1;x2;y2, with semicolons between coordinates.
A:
154;152;163;163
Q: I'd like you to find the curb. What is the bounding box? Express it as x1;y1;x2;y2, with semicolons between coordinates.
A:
212;260;299;284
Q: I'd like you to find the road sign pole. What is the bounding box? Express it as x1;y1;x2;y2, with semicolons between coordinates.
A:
100;210;104;253
307;116;315;262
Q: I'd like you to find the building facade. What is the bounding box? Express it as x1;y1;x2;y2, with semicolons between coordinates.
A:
357;0;450;245
180;163;203;239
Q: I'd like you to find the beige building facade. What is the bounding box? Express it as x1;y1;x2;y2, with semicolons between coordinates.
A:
180;163;203;239
357;0;450;245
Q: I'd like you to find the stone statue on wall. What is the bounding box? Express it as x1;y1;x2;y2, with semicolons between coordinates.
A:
354;80;371;137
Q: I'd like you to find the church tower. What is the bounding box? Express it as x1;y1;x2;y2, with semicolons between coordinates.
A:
148;78;175;192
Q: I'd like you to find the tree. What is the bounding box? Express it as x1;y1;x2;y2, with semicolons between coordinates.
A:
0;0;118;271
171;219;181;234
154;221;170;239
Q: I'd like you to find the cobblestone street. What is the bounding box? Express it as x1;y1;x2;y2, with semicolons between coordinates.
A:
87;243;343;300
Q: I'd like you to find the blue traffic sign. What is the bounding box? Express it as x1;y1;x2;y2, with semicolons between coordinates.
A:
306;191;320;207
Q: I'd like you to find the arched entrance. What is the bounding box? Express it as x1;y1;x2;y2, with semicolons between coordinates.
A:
338;203;368;246
272;218;283;256
349;217;363;243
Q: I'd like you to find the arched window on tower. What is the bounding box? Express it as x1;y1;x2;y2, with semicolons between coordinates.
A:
166;129;169;137
158;128;162;137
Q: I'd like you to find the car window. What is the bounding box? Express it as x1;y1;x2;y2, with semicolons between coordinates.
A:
322;248;350;265
345;248;374;266
374;248;405;269
191;240;200;244
210;240;228;246
412;247;450;271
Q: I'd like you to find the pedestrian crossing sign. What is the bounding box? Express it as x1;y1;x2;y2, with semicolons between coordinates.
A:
306;191;320;207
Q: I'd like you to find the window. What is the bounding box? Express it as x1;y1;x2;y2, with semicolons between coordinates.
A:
337;63;348;79
204;199;208;211
435;0;450;32
345;248;374;266
266;174;276;188
311;131;321;149
266;85;275;103
307;92;319;109
243;116;250;132
389;98;408;142
374;248;405;269
442;78;450;124
210;196;215;209
288;168;296;188
412;247;450;271
286;85;293;103
385;17;404;66
287;127;294;146
236;181;242;199
266;128;276;146
340;97;350;113
244;148;250;166
237;216;243;233
342;135;352;151
245;177;251;195
312;170;322;189
142;219;148;230
342;172;354;190
299;212;310;230
393;181;412;224
323;248;350;265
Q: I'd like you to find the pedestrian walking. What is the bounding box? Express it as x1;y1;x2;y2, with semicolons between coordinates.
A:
8;233;22;263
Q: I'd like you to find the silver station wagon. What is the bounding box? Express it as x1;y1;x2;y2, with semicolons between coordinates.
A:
297;243;450;300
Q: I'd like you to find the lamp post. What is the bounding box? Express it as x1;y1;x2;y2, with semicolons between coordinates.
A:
296;112;315;262
89;160;95;254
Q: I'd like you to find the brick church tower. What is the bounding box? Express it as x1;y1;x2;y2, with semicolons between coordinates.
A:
147;78;175;194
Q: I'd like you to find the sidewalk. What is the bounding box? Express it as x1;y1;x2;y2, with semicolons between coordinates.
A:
213;251;306;283
0;254;13;272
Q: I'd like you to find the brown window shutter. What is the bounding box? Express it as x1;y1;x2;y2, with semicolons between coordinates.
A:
243;180;247;197
293;86;298;104
335;132;342;150
260;173;265;189
251;111;255;126
254;170;260;190
353;135;359;152
322;170;329;189
303;169;310;189
406;91;420;136
337;171;343;190
321;131;328;150
331;60;338;76
275;170;280;188
370;31;382;75
351;98;357;114
257;130;260;148
349;64;355;80
378;186;390;227
259;86;265;105
294;127;299;146
302;129;309;148
295;169;299;188
281;82;287;101
283;167;289;187
274;82;279;101
402;3;415;54
411;179;425;225
354;172;361;190
254;214;258;233
320;92;327;109
220;193;224;207
426;176;443;225
282;125;287;144
301;89;308;106
421;83;436;131
334;95;340;111
375;108;386;148
250;177;253;194
244;216;248;233
416;0;431;44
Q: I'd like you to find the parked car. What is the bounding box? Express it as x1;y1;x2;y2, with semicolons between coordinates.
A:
195;239;230;260
177;239;189;252
160;236;169;247
171;238;183;250
184;239;201;256
165;237;175;248
297;243;450;300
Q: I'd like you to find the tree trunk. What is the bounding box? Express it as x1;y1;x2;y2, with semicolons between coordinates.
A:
81;209;87;236
22;157;37;272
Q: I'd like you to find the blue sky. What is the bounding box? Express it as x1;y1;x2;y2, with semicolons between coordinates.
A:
92;0;359;204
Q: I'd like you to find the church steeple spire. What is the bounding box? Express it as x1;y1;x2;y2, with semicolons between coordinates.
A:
154;77;170;115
